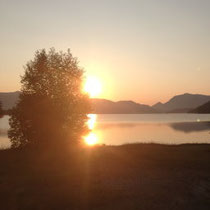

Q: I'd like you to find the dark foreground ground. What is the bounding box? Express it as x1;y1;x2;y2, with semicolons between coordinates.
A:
0;144;210;210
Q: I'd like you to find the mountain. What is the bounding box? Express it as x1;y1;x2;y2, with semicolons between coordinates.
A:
153;93;210;113
0;92;157;114
0;91;20;110
190;101;210;113
91;99;157;114
2;91;210;114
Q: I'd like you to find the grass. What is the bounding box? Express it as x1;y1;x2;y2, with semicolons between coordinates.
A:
0;143;210;210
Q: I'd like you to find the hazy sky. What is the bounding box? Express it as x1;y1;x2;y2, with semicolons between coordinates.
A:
1;0;210;105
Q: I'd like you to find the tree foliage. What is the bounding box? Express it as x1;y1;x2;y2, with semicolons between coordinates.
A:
8;48;90;148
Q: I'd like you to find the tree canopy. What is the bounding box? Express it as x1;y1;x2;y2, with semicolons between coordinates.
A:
8;48;91;148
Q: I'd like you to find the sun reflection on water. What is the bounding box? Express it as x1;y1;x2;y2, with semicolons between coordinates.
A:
84;114;99;146
84;132;98;146
87;114;97;130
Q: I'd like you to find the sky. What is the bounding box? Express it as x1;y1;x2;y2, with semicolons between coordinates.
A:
0;0;210;105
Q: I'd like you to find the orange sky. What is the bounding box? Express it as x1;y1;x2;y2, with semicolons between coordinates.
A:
1;0;210;105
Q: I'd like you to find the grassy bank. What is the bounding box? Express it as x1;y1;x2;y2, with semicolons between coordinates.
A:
0;143;210;210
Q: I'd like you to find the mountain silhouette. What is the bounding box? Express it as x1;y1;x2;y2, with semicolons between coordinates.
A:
91;99;157;114
190;101;210;113
0;91;20;110
1;92;210;114
0;92;157;114
153;93;210;113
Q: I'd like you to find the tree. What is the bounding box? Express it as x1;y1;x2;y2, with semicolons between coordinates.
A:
8;48;91;148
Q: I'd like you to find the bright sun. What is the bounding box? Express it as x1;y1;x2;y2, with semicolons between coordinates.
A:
84;76;102;98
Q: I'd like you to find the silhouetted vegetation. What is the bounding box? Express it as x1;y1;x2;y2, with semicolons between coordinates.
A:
8;48;90;149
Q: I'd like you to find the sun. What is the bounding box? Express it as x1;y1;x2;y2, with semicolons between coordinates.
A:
84;76;102;98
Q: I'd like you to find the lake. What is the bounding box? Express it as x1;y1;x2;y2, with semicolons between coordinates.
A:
1;114;210;149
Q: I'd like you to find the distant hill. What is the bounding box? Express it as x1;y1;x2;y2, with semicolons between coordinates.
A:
2;91;210;114
190;101;210;113
0;92;157;114
152;93;210;113
0;91;20;110
91;99;157;114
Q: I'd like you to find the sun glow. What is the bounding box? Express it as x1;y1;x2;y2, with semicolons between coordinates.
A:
84;76;102;98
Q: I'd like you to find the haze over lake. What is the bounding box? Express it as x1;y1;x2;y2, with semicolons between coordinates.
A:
1;114;210;149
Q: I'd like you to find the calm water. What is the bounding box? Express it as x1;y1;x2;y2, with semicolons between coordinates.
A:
1;114;210;149
0;116;10;149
